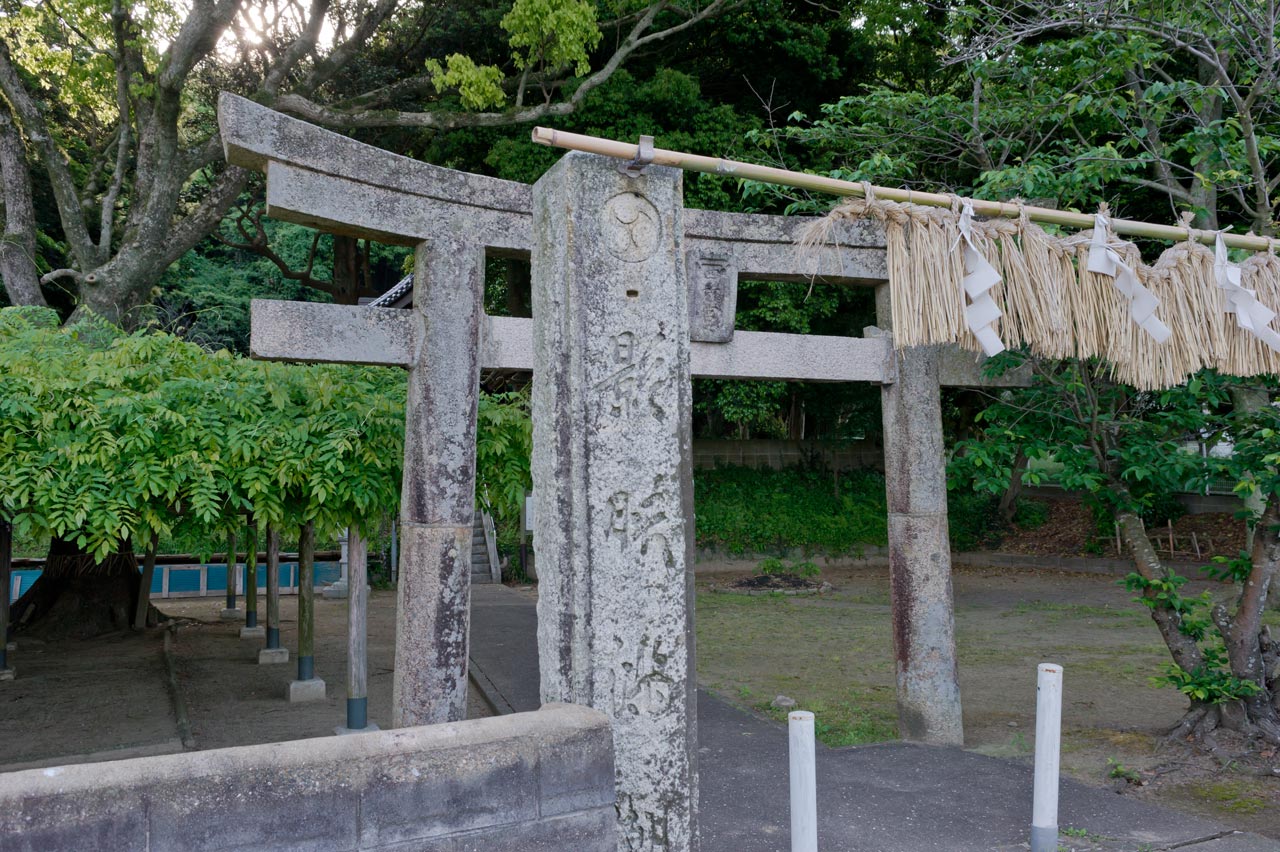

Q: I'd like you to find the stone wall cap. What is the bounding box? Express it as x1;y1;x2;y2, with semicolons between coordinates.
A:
0;704;609;799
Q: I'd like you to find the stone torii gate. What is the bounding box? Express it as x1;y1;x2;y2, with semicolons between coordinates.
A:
219;92;1026;849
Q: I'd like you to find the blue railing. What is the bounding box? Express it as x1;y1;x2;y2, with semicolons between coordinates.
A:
9;561;341;602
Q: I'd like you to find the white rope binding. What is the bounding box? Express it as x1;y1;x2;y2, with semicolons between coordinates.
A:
957;200;1005;356
1087;213;1171;344
1215;233;1280;354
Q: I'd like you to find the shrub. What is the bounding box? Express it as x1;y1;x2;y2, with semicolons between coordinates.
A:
1013;499;1051;530
694;467;887;555
946;491;1001;551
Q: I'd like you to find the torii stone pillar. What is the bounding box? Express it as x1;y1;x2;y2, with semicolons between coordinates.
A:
870;286;964;745
392;235;483;726
532;152;699;852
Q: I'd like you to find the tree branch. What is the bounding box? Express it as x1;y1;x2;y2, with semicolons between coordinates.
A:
0;37;97;268
0;98;45;307
261;0;331;95
277;0;734;129
161;166;250;269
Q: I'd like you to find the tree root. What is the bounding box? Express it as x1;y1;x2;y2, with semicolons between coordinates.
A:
1165;701;1280;751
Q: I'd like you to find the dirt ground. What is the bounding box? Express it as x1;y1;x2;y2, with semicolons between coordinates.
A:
696;561;1280;840
164;593;492;751
997;497;1246;559
2;564;1278;840
0;629;181;770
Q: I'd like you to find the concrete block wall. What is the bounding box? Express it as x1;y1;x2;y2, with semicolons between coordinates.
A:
0;703;616;852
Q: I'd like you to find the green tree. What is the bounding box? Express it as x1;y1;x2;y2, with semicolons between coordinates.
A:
0;0;734;324
0;305;404;636
769;3;1280;232
953;358;1280;742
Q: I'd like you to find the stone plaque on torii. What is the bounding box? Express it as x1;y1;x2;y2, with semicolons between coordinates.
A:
218;93;1027;850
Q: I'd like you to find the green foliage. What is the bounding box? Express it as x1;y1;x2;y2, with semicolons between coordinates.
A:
1121;569;1262;703
695;466;887;555
762;10;1280;230
0;306;404;558
757;556;820;578
1203;551;1254;585
1157;658;1262;705
0;305;533;563
1107;758;1141;784
425;54;506;110
1122;572;1211;639
475;388;532;541
501;0;600;77
945;490;1000;552
1013;499;1050;530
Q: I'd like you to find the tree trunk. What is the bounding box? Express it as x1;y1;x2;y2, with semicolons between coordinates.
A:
997;448;1027;525
0;100;44;308
1121;508;1280;744
1117;512;1205;674
505;259;531;317
331;235;361;305
74;249;164;328
8;537;160;640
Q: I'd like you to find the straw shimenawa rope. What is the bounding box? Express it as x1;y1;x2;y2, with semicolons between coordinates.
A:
802;199;1280;391
526;126;1280;388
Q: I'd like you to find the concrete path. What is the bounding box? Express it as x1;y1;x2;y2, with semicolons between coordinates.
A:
468;584;1277;852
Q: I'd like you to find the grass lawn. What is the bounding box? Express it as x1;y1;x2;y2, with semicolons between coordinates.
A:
693;562;1280;839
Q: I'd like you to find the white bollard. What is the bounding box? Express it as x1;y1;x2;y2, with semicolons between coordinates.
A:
1031;663;1063;852
789;710;818;852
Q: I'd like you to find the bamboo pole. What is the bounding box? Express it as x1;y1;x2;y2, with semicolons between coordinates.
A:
530;128;1276;252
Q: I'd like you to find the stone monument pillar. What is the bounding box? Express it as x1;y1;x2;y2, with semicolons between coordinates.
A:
532;151;699;852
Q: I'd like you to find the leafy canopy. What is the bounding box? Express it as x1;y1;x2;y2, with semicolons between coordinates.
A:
0;306;405;557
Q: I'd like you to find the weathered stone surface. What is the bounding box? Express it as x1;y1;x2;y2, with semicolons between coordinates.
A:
266;161;530;252
691;329;894;383
885;512;963;745
439;808;619;852
875;314;964;746
937;345;1033;388
221;93;530;243
392;523;471;727
683;208;888;284
288;677;326;703
0;703;616;852
240;625;266;640
390;233;483;729
400;239;483;528
686;249;738;343
251;299;415;366
217;94;885;284
267;303;897;384
532;152;698;852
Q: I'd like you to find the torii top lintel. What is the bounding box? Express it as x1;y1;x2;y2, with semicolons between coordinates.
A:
218;93;886;285
219;93;1029;389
